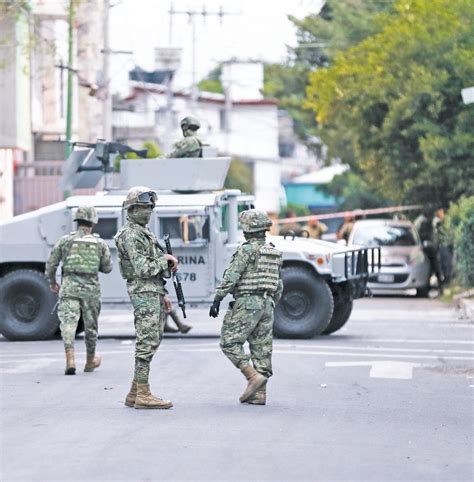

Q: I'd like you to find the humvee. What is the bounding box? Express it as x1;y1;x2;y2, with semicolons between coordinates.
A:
0;143;379;341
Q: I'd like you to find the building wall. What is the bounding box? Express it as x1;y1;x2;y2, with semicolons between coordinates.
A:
0;150;15;219
0;14;31;151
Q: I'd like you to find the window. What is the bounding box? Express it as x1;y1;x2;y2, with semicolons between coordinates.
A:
160;215;209;242
352;225;418;247
94;218;118;240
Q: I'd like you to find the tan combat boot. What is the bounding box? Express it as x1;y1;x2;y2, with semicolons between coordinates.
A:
65;348;76;375
134;384;173;410
84;353;101;372
239;365;267;403
169;310;192;334
245;388;266;405
124;381;138;407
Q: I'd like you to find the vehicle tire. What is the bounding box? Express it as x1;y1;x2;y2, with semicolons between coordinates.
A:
323;299;353;335
0;269;59;341
273;266;334;339
323;283;353;335
416;285;430;298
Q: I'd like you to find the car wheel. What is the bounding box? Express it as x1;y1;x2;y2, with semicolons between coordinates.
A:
0;269;59;341
416;285;431;298
323;299;353;335
273;266;334;339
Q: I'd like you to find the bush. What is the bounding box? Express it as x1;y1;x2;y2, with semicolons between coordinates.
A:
444;196;474;287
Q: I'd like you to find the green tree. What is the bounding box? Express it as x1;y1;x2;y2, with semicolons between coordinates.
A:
306;0;474;206
320;171;389;210
113;140;164;171
263;0;396;155
224;158;253;193
198;65;223;94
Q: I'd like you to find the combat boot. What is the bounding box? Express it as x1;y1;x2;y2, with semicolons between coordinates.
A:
170;310;192;334
65;348;76;375
84;353;101;372
245;388;266;405
239;365;267;403
124;380;138;407
134;384;173;410
164;321;179;333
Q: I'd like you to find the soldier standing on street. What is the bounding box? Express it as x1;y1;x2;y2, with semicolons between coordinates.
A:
166;116;203;158
209;210;283;405
114;186;179;409
45;206;112;375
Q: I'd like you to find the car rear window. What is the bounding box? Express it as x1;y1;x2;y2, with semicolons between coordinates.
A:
352;225;417;247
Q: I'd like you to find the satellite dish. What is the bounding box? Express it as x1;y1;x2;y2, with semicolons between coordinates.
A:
60;147;104;190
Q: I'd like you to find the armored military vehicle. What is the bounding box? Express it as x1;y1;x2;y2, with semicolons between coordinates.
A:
0;142;379;341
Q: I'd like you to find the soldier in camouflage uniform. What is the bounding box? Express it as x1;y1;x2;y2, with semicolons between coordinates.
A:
209;210;283;405
45;206;112;375
166;116;203;158
114;186;179;409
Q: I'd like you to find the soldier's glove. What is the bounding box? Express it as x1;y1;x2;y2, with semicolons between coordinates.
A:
209;300;220;318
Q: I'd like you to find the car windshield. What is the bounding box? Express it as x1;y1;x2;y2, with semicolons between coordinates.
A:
352;224;418;247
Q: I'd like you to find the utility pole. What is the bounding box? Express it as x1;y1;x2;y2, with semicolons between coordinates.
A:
168;5;234;109
102;0;112;141
65;0;75;158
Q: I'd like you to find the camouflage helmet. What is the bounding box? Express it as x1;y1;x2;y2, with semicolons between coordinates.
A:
74;206;98;224
239;209;273;233
180;116;201;131
123;186;157;209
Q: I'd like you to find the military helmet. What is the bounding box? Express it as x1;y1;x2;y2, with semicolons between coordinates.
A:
123;186;157;209
74;206;98;224
180;116;201;131
239;209;273;233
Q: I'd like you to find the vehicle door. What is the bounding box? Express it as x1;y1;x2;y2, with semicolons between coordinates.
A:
154;207;214;305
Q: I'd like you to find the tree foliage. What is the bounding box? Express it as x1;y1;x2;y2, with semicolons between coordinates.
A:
306;0;474;206
444;196;474;287
262;1;395;154
224;158;253;193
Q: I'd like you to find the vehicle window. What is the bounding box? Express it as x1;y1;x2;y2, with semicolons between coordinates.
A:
160;215;209;241
220;202;254;232
94;217;118;239
352;225;417;247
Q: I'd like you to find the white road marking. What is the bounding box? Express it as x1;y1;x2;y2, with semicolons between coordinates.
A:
352;338;474;345
176;348;474;361
0;358;56;374
276;344;473;355
325;361;428;380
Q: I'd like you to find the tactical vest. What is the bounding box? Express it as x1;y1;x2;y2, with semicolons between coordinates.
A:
114;224;162;280
235;243;282;297
62;233;101;275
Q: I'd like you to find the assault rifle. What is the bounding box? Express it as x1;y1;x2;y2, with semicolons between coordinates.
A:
163;235;187;319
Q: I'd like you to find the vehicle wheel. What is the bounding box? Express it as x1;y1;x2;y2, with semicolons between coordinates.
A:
323;299;353;335
0;269;59;341
416;285;430;298
274;266;334;339
323;284;353;335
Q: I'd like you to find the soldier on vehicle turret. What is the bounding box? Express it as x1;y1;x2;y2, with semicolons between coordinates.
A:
45;206;112;375
166;115;204;158
209;209;283;406
114;186;179;410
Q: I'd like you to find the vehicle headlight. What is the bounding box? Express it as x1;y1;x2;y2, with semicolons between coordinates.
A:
408;251;425;266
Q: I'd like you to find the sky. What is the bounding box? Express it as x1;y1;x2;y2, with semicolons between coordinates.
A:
109;0;324;94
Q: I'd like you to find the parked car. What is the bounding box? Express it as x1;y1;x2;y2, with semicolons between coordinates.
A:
347;219;431;296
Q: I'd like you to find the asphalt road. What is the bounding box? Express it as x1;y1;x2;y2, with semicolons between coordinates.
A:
1;297;473;482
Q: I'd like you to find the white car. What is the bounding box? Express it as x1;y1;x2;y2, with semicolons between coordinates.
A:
348;219;431;296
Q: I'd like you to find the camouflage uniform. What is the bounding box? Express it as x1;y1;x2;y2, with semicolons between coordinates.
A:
211;209;283;404
166;116;203;158
114;190;170;385
45;209;112;355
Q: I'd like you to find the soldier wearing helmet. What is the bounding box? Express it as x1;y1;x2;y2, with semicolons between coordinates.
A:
45;205;112;375
166;115;203;158
114;186;179;409
209;209;283;406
